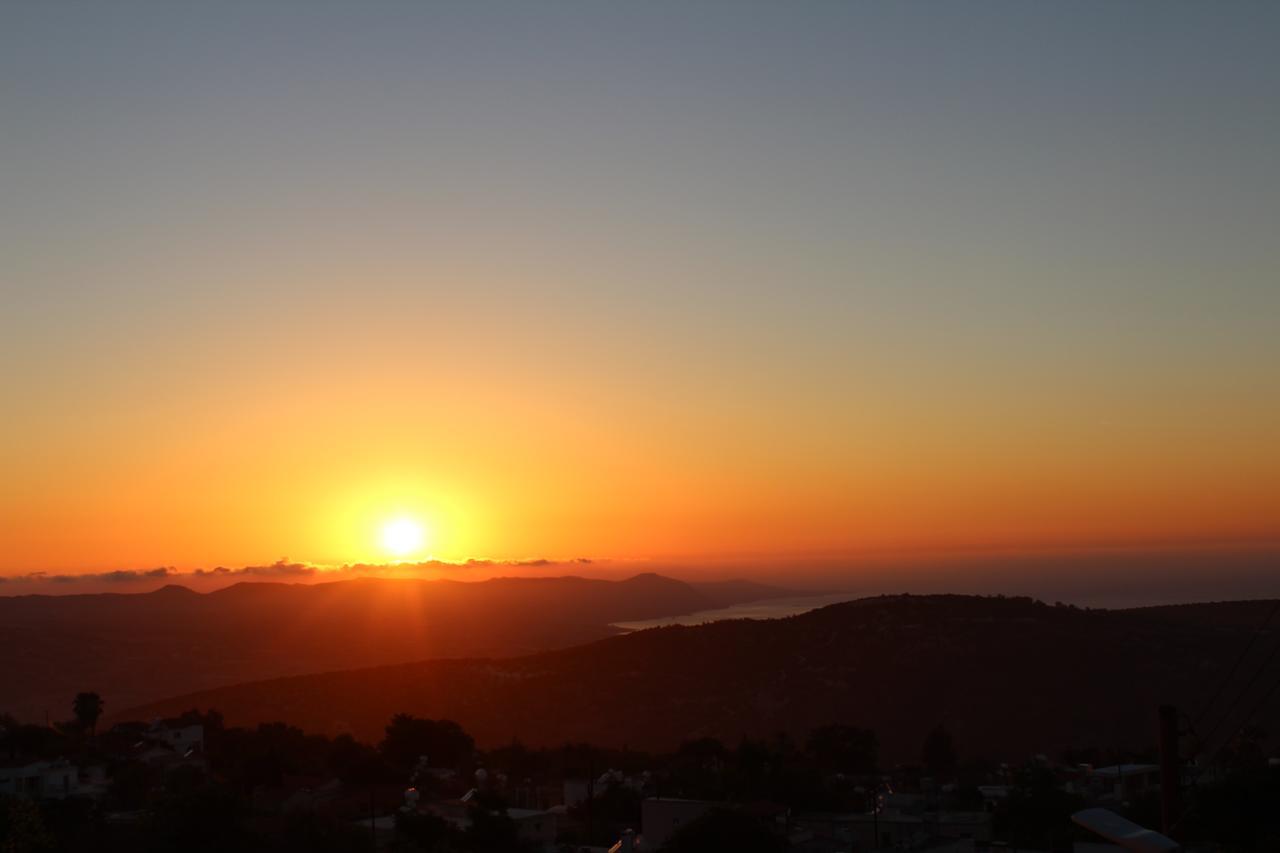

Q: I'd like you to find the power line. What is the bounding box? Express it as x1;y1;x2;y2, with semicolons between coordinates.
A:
1194;630;1280;760
1165;600;1280;838
1190;599;1280;736
1201;660;1280;772
1188;600;1280;759
1174;654;1280;836
1177;650;1280;835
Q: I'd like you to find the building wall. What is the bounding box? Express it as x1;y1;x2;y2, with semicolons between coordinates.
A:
0;761;78;799
514;813;557;843
641;799;715;847
155;724;204;754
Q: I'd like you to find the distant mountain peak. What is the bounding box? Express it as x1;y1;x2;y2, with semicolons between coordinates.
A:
623;571;675;582
150;584;198;596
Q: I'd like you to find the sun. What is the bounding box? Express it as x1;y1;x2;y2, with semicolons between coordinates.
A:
380;517;426;559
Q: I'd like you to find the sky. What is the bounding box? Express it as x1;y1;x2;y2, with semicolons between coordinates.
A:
2;2;1278;579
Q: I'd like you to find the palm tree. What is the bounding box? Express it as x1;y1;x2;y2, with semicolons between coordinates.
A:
72;692;104;737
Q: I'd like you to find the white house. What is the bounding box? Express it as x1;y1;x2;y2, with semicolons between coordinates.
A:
1090;764;1161;801
0;759;79;799
150;721;204;756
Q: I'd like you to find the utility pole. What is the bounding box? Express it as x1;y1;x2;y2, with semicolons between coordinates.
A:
1158;704;1179;837
587;750;595;845
871;783;880;851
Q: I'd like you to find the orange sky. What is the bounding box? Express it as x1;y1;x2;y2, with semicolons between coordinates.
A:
3;340;1276;573
3;4;1279;576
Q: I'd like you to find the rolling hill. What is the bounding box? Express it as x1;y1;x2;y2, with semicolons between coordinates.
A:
120;594;1280;762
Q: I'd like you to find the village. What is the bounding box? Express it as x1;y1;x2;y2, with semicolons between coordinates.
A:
2;698;1257;851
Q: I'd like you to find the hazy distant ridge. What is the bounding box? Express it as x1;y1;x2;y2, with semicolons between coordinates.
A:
0;573;791;721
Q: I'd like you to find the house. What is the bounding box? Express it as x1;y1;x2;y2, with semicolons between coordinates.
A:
77;763;110;798
1089;764;1161;801
428;792;558;847
149;720;204;756
0;759;79;799
793;809;992;852
507;807;558;844
931;812;992;843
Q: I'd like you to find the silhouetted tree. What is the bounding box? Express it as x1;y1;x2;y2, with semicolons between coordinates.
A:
146;776;248;853
72;692;103;737
273;811;370;853
396;809;458;852
922;723;957;777
462;791;534;853
997;763;1085;852
660;808;784;852
0;796;55;853
0;722;65;762
1179;764;1280;851
807;724;879;774
327;732;389;785
677;737;728;762
171;708;224;734
486;738;548;781
106;760;162;811
380;714;474;778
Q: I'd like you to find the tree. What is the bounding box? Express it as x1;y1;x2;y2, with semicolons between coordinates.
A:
146;776;248;853
807;724;879;775
380;714;474;778
396;810;458;852
922;724;957;777
998;763;1085;852
459;791;533;853
660;808;784;853
72;692;103;737
327;733;389;785
0;796;55;853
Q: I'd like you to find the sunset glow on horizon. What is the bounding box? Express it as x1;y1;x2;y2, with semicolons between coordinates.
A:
2;3;1278;578
8;10;1280;848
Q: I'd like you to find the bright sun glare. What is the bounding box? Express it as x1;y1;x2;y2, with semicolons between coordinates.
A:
380;517;426;558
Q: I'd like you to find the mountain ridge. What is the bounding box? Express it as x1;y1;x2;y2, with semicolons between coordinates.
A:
0;573;793;721
117;593;1280;762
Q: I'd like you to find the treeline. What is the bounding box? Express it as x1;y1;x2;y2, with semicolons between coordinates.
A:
5;700;1278;852
0;701;902;852
1;708;529;853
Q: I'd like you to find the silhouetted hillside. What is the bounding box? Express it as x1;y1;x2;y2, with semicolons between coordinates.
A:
122;594;1280;762
1123;598;1280;631
0;573;789;721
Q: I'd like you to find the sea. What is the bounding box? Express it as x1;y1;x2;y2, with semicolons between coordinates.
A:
611;591;860;632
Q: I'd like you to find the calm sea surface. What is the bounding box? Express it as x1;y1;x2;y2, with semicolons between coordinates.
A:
612;591;860;632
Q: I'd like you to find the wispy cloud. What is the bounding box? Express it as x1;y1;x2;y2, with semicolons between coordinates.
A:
2;567;175;585
192;560;317;578
0;557;600;588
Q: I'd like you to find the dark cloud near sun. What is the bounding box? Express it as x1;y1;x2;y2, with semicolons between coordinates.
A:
193;560;317;578
0;558;600;589
99;568;173;583
1;567;175;585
